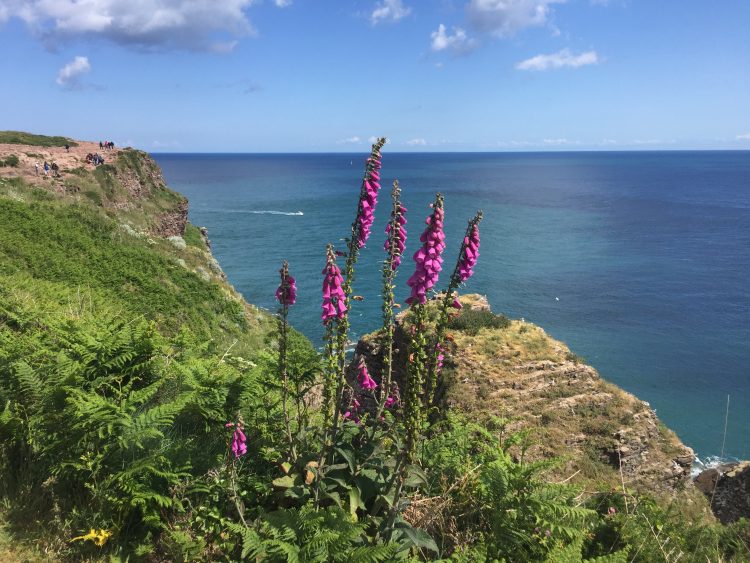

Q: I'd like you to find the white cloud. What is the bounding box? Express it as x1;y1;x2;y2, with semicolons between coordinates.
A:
56;55;91;88
430;24;475;55
405;138;427;146
371;0;411;24
516;48;598;70
1;0;256;51
338;136;362;144
736;133;750;140
273;0;291;6
632;138;674;145
467;0;564;37
543;138;579;145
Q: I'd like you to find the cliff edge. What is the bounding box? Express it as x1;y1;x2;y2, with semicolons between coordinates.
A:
356;294;709;511
0;131;271;355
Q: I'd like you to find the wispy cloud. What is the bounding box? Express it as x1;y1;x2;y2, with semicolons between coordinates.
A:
405;138;427;146
371;0;411;24
56;55;91;89
736;133;750;140
338;136;362;144
2;0;257;52
467;0;564;37
430;24;476;55
273;0;292;7
543;137;579;145
516;49;599;70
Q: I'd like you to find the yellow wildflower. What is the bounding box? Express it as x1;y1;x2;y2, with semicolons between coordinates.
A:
70;528;112;547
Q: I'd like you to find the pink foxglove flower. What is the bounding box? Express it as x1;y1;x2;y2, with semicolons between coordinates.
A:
321;246;347;324
384;396;396;408
357;152;383;248
458;222;480;283
230;424;247;458
357;359;377;391
406;194;446;305
275;261;297;306
436;343;445;373
385;203;407;269
343;397;361;422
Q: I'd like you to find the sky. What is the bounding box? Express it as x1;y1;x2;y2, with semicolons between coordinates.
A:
1;0;749;152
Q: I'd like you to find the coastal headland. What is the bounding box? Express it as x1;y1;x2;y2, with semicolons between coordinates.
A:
1;132;747;560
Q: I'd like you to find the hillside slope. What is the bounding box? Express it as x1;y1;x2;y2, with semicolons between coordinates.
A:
355;294;710;512
0;133;271;354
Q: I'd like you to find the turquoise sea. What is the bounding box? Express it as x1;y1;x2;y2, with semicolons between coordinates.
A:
154;151;750;461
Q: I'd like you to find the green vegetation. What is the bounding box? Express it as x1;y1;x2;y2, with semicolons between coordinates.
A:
0;130;77;147
446;308;510;336
0;199;264;352
0;139;748;561
0;154;19;167
184;223;206;248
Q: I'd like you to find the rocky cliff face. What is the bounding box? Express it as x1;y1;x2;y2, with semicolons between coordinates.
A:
355;294;701;502
695;462;750;523
0;139;187;237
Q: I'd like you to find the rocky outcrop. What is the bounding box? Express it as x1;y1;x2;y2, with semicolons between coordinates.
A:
354;294;697;498
152;199;188;237
695;461;750;523
116;152;167;199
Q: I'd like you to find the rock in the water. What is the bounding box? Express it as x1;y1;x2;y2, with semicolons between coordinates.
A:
694;461;750;523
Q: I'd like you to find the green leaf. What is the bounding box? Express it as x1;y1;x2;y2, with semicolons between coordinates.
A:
353;475;379;503
394;522;439;553
348;487;364;517
323;490;341;507
335;446;356;473
403;464;428;488
272;475;300;489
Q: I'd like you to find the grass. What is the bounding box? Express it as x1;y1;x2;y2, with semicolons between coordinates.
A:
0;197;270;356
184;223;206;249
447;308;510;336
0;131;77;147
0;513;51;562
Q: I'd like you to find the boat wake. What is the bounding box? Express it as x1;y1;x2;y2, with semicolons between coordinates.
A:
205;209;303;216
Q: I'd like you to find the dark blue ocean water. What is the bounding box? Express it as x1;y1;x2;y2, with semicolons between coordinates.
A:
154;151;750;461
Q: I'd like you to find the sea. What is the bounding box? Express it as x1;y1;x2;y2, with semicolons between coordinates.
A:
153;151;750;462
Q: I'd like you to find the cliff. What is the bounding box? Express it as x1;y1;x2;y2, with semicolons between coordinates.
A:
355;294;710;510
0;135;187;236
0;132;271;354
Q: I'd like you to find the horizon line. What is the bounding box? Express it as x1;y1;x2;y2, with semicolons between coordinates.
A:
148;148;750;155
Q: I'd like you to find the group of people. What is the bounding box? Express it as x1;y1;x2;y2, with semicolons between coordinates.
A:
99;141;115;150
35;161;60;177
86;153;105;166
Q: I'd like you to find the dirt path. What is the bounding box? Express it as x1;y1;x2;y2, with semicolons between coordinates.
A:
0;140;122;187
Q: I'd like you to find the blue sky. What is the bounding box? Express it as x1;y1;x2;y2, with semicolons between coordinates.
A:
1;0;749;152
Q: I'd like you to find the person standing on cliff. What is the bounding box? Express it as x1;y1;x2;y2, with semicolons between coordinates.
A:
35;163;39;175
43;161;49;176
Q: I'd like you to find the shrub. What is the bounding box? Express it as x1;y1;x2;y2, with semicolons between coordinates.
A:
0;131;77;147
447;308;510;335
0;155;20;167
